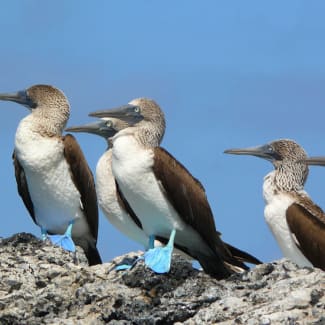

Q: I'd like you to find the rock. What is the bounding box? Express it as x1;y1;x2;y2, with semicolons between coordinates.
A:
0;233;324;324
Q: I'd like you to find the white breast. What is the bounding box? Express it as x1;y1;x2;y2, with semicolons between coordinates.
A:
96;149;149;247
15;117;88;236
111;132;210;253
263;171;312;267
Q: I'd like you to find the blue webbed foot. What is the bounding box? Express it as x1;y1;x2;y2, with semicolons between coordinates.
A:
48;221;76;252
49;234;76;252
115;264;132;271
115;258;139;271
115;234;157;271
144;229;176;274
115;256;142;271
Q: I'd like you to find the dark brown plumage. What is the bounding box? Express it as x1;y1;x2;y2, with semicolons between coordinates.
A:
13;151;36;223
153;147;260;277
63;135;102;265
286;197;325;270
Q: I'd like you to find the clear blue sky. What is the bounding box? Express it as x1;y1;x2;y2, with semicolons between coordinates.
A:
1;1;325;264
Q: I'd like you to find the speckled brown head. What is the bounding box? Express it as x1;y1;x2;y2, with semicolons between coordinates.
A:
28;84;69;110
263;140;308;167
225;139;309;190
89;97;166;147
0;84;70;135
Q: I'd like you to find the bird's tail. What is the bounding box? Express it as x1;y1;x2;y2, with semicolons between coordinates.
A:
224;242;262;266
219;241;262;274
74;237;102;266
198;240;262;278
196;254;233;279
157;238;233;279
84;243;102;266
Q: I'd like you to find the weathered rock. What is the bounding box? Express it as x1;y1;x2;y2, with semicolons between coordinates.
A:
0;233;324;324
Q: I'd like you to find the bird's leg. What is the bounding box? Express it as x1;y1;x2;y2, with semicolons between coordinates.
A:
41;227;48;241
144;229;176;273
47;220;76;252
148;234;155;249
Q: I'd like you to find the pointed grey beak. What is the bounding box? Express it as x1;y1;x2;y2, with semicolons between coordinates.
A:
0;90;35;109
224;144;276;161
89;104;143;126
303;157;325;166
65;120;117;139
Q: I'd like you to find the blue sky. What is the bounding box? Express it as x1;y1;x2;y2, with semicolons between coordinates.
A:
1;1;325;265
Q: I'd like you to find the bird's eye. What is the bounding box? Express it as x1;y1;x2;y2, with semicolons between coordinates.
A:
134;106;140;113
267;146;274;153
106;120;112;127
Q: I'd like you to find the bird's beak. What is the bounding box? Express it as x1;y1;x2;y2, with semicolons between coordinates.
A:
224;144;274;161
89;104;143;126
65;120;117;139
303;156;325;166
0;90;35;109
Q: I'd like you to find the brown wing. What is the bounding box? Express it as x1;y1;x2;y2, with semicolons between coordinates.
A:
63;134;99;241
153;147;230;259
12;150;36;224
286;198;325;270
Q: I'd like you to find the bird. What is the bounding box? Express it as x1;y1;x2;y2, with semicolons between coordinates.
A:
88;98;261;278
225;139;325;270
66;117;258;270
65;118;152;249
0;84;102;265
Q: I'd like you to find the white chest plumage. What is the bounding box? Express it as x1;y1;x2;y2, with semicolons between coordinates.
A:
263;171;312;267
96;149;149;247
15;117;85;234
111;134;175;235
110;133;208;252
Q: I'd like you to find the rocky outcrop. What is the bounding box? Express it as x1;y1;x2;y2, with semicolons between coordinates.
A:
0;233;324;324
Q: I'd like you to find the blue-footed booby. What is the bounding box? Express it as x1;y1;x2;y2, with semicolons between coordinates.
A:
0;85;102;265
66;118;256;268
225;139;325;270
89;98;261;278
65;118;151;249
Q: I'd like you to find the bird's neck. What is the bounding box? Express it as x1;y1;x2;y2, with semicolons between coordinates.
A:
111;130;145;164
112;124;163;148
135;123;164;147
19;113;65;137
270;163;307;192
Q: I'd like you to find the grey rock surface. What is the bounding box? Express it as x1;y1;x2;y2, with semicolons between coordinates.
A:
0;233;324;324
